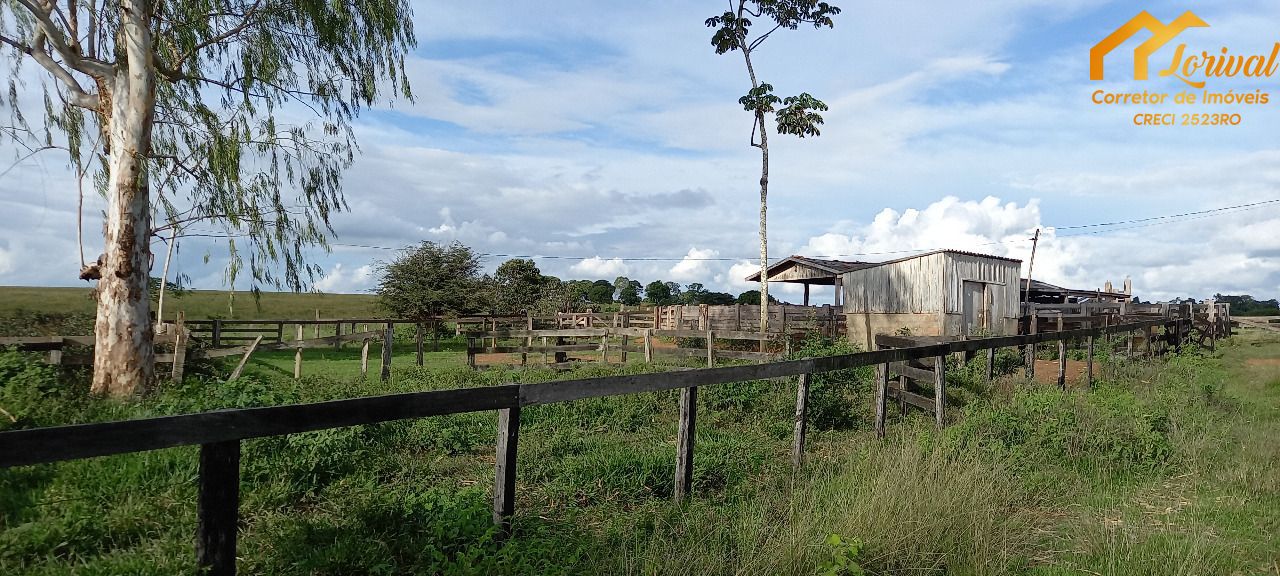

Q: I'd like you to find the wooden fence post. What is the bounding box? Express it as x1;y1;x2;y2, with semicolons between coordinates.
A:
1057;339;1067;390
381;323;393;382
1025;309;1037;378
706;330;714;368
792;373;810;467
985;346;995;383
334;322;342;350
874;363;889;439
171;312;187;383
643;329;653;363
415;322;425;366
197;440;240;576
674;385;697;503
542;336;548;366
275;322;284;344
493;406;520;533
1086;334;1095;388
212;319;223;348
360;338;370;378
468;337;477;369
933;355;946;428
620;314;629;364
293;325;303;379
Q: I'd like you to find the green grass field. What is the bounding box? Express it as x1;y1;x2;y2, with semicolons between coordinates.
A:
0;285;381;320
1;327;1277;574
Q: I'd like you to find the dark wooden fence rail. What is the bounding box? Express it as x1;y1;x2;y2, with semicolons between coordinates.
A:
0;316;1190;576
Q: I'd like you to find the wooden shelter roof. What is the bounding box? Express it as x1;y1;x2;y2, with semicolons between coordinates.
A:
744;255;876;285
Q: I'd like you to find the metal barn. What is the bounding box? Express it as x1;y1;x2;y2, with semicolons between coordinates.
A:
840;250;1023;349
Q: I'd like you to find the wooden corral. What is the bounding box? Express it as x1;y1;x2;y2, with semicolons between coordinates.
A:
0;315;1199;576
652;303;845;337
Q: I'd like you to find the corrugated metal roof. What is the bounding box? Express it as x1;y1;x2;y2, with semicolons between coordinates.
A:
871;249;1023;267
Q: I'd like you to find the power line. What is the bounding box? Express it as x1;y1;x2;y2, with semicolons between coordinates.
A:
174;196;1280;263
1051;198;1280;230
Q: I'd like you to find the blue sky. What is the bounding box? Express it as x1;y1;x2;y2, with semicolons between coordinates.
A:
2;0;1279;304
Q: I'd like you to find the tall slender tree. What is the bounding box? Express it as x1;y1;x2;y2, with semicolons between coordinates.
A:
705;1;840;334
0;0;415;395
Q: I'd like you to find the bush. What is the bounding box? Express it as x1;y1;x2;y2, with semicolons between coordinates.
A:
789;334;873;430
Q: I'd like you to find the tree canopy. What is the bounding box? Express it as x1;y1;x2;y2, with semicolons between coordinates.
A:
376;242;487;318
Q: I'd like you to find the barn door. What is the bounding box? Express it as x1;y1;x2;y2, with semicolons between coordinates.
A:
962;281;987;336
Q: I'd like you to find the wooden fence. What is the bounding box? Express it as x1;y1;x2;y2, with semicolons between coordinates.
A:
465;327;783;369
0;314;1202;576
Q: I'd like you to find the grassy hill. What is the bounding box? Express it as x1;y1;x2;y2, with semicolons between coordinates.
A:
0;286;382;320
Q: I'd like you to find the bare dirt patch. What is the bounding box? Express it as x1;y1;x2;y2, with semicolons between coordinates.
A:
1031;358;1092;386
1245;358;1280;367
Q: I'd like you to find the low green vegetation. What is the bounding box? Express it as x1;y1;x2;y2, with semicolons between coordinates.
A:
0;286;381;322
1;328;1277;574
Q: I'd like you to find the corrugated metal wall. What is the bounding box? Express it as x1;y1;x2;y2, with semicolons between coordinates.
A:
840;251;1021;320
841;252;946;313
942;253;1021;320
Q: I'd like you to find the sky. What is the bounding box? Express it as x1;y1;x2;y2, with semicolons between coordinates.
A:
2;0;1279;304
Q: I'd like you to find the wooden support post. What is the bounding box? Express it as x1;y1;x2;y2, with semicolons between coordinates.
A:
493;406;520;533
313;310;320;338
228;336;262;381
1057;339;1067;390
432;319;440;352
600;333;608;363
334;322;342;350
542;336;548;365
415;323;424;366
293;325;303;379
467;337;476;369
1026;309;1037;378
197;440;240;576
1127;329;1134;358
643;329;653;363
1174;318;1182;354
171;312;188;383
674;385;697;503
275;322;284;344
933;355;946;428
792;373;810;467
874;363;889;439
620;315;629;364
1145;326;1153;358
706;330;714;368
360;338;370;378
1086;334;1095;388
524;313;533;366
212;319;223;348
985;347;995;383
381;323;393;382
735;303;742;331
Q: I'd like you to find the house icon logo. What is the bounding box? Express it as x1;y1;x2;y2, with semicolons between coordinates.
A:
1090;11;1209;81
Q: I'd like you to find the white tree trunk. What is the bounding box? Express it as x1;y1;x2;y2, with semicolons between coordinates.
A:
92;0;157;396
757;111;770;336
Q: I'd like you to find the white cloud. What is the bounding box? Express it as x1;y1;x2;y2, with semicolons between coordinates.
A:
668;247;720;282
314;264;375;294
569;257;629;278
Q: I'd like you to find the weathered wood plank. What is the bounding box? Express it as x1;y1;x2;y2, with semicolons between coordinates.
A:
887;387;936;413
874;363;888;439
493;406;520;533
196;440;240;576
933;354;946;428
674;385;697;503
0;386;520;468
792;373;810;467
228;336;262;381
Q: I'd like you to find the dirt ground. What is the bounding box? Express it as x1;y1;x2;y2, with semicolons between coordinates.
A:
1031;358;1092;386
1245;358;1280;367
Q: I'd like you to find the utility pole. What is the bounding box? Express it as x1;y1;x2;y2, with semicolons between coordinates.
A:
1022;228;1040;312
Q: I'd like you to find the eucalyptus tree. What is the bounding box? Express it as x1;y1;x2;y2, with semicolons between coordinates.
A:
705;0;840;334
0;0;415;395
